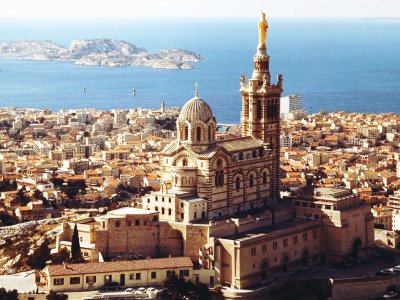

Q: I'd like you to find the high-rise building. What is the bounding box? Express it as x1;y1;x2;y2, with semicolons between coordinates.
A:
280;94;302;119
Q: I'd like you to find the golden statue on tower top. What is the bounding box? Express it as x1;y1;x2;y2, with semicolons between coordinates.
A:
258;12;268;47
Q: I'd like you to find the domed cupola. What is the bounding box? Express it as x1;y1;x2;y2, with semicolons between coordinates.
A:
177;84;217;151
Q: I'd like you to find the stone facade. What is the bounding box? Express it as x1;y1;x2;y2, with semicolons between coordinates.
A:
292;187;375;262
53;13;376;294
57;208;184;260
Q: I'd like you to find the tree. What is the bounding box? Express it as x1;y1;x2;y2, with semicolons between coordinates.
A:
160;272;212;300
61;180;87;199
51;177;64;188
51;247;70;264
0;213;19;226
16;186;29;206
0;288;18;300
194;283;212;300
71;224;83;262
11;180;17;190
27;239;51;269
46;290;68;300
0;180;12;192
33;189;44;200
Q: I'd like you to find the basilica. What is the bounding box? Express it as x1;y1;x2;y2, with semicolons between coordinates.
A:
144;12;281;222
53;13;375;294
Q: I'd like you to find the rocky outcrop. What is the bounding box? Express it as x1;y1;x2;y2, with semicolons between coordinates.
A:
0;214;89;274
0;39;203;70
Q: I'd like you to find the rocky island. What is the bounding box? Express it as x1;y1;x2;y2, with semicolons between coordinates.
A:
0;39;203;69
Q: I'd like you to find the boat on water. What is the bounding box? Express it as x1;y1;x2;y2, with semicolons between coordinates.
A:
132;88;136;96
83;86;86;93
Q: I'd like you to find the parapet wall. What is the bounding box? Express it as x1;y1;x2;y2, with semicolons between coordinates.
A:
209;207;293;238
331;276;400;300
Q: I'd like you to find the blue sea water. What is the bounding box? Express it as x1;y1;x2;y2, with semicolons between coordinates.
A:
0;17;400;123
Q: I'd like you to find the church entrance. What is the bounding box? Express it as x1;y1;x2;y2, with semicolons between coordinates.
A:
352;238;362;258
282;255;289;273
302;249;309;267
165;230;184;256
260;260;268;281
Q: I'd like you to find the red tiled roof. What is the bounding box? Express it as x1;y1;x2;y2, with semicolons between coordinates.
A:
47;257;193;276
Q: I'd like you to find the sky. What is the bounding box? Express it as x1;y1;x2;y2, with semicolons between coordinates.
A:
0;0;400;19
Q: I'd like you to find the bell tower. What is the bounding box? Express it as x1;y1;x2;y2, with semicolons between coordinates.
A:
240;12;283;202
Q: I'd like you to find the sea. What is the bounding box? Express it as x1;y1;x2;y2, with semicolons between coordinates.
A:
0;17;400;124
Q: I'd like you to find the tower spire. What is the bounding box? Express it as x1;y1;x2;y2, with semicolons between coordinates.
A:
240;13;283;203
251;12;271;82
258;11;269;49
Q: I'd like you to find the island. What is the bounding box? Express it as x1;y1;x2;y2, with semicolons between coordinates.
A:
0;39;203;70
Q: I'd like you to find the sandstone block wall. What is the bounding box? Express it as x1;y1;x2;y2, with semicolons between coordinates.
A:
332;276;400;300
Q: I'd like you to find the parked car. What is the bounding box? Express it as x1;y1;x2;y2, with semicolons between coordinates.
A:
393;265;400;272
383;291;398;299
147;287;157;293
134;287;147;294
376;269;395;276
100;281;120;291
125;288;135;293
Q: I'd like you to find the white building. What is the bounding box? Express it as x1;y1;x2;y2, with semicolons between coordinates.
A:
389;191;400;231
112;109;129;126
117;132;137;145
33;141;51;156
280;94;302;119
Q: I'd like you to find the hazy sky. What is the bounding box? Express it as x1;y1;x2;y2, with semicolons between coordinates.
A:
1;0;400;18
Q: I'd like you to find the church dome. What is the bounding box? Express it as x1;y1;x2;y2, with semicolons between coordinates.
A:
178;96;214;124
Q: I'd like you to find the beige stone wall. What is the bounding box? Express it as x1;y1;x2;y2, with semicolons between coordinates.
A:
331;276;400;300
168;222;209;260
294;203;375;262
217;223;321;289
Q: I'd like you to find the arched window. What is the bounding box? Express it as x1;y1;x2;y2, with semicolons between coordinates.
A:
239;152;244;160
161;207;165;214
249;174;254;188
215;159;224;187
196;127;202;142
236;177;240;192
252;150;257;158
184;126;189;140
208;125;212;141
182;159;188;167
257;100;262;120
182;177;187;185
263;172;267;184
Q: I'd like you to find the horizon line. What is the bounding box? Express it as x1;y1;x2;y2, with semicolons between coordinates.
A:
0;16;400;20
